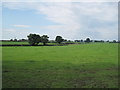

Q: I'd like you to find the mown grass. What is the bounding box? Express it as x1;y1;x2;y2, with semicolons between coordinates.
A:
2;43;118;88
1;41;59;46
1;41;28;45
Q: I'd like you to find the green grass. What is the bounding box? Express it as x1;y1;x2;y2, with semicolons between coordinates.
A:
2;43;118;88
1;41;28;45
1;41;59;45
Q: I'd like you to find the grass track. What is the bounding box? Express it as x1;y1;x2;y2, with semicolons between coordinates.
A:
2;43;118;88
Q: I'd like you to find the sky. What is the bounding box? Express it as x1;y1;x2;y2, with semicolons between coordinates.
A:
1;0;118;40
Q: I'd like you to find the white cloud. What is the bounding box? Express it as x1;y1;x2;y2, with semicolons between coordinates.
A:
3;28;16;33
36;3;82;39
3;28;31;39
74;3;117;22
39;25;80;39
95;26;117;40
37;2;117;40
13;24;31;28
2;2;118;40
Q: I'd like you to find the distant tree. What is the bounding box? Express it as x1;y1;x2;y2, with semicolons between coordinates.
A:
74;40;80;42
85;38;91;43
14;39;17;42
27;34;41;46
80;40;83;42
94;40;104;43
21;39;26;41
100;40;104;43
55;36;64;44
41;35;49;45
68;40;71;42
10;39;13;41
18;39;28;42
63;39;67;42
94;40;98;42
113;40;116;43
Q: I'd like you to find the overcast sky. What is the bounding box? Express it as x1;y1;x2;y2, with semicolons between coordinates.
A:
1;0;118;40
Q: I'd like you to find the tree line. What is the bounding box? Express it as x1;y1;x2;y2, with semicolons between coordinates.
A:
27;34;64;46
27;34;120;46
3;33;119;46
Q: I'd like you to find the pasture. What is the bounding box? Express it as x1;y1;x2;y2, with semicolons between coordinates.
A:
1;41;28;45
1;41;60;46
2;43;118;88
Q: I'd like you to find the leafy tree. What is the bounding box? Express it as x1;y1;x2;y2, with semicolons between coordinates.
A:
80;40;83;42
68;40;72;42
113;40;116;43
41;35;49;45
63;39;67;42
85;38;91;43
14;39;17;42
55;36;64;44
10;39;13;41
27;34;41;46
21;39;26;42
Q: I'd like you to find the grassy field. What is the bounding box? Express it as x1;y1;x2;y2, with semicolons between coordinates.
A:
2;43;118;88
0;41;60;46
1;41;80;45
1;41;29;45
